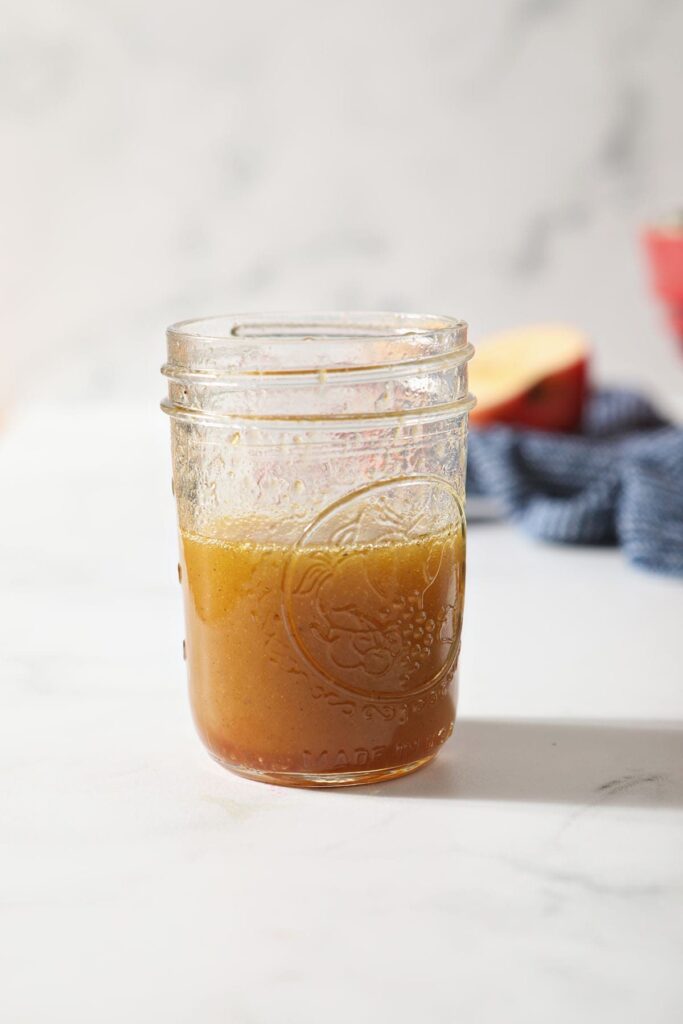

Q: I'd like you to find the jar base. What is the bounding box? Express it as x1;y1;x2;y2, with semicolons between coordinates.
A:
210;752;440;789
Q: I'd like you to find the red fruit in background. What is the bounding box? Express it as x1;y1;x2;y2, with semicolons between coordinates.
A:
643;222;683;352
469;325;590;433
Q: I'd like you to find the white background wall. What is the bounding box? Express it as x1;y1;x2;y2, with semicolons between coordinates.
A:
3;0;682;408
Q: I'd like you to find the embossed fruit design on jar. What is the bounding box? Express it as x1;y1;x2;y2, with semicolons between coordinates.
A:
162;313;475;787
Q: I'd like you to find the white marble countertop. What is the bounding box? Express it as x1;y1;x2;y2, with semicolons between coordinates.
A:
2;405;682;1024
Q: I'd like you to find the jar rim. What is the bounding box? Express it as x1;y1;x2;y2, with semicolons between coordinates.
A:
162;311;475;426
164;311;471;383
167;311;467;347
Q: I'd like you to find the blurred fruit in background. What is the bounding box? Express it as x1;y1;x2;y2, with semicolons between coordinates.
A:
643;213;683;353
469;324;590;433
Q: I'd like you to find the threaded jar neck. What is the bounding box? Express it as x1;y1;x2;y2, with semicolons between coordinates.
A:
161;312;474;425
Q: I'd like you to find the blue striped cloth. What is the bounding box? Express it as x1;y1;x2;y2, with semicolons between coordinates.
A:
467;389;683;575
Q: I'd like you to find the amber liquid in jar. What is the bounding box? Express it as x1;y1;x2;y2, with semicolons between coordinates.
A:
180;518;465;786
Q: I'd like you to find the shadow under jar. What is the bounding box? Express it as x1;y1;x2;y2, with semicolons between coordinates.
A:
162;313;475;787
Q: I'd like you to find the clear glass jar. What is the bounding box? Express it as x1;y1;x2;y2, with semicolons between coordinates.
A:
162;312;474;787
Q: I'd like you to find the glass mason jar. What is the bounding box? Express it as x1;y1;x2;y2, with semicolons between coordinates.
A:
162;313;474;787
